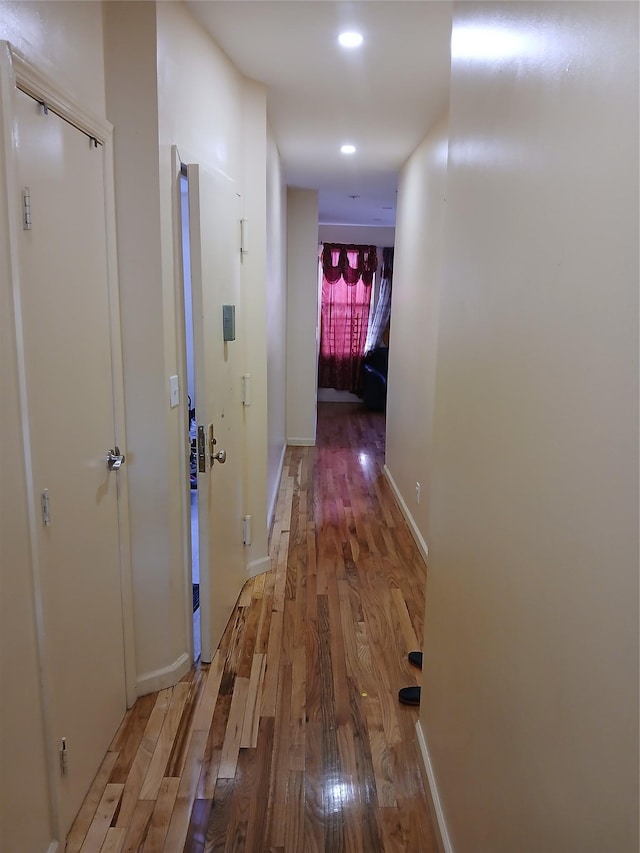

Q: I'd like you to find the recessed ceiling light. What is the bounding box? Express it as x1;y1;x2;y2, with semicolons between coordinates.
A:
338;31;363;48
341;144;356;155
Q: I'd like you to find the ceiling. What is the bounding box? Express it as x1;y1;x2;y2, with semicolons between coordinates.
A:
185;1;452;228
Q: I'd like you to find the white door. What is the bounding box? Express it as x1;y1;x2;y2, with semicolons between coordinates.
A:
16;89;127;838
186;163;246;660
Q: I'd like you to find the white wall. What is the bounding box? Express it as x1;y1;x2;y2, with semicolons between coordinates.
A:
155;3;246;674
0;3;107;849
104;1;184;695
419;3;639;850
286;188;319;444
385;114;449;559
266;129;287;526
156;0;274;639
103;0;275;690
318;223;395;247
240;78;270;573
0;1;285;846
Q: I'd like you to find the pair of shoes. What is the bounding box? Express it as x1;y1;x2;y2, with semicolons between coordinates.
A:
398;685;421;706
408;651;423;669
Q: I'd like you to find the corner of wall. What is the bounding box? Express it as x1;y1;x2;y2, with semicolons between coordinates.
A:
246;556;271;579
267;442;287;533
135;651;191;697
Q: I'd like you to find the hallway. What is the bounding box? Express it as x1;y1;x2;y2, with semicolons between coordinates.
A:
66;402;437;852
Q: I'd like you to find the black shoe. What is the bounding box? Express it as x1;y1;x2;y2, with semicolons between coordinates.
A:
398;685;421;706
408;651;423;669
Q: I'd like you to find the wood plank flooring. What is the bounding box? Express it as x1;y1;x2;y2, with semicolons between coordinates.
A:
67;402;437;852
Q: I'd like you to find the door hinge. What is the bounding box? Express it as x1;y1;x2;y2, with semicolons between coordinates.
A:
41;489;50;526
240;217;248;257
59;738;68;776
22;187;32;230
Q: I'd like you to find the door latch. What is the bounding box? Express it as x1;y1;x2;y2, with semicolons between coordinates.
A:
197;425;206;473
209;424;226;464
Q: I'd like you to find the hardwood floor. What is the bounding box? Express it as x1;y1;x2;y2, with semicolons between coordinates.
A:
66;402;437;852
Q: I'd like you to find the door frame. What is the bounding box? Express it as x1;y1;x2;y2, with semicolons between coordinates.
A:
0;41;136;838
170;145;212;664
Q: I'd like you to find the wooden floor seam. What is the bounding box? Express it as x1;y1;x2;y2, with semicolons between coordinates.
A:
66;402;437;852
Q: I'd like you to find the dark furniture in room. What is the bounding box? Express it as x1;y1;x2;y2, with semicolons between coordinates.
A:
362;346;389;411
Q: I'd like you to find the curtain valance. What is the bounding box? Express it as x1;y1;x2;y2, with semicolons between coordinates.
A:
321;243;378;286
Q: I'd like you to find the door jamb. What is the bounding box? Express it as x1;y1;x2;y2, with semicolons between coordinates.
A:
171;147;213;664
171;145;196;665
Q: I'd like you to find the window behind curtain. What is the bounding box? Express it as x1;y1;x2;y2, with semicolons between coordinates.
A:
318;244;377;395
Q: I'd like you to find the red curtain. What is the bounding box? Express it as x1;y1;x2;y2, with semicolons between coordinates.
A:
318;244;377;394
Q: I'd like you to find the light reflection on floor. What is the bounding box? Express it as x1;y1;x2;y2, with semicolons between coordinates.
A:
324;776;355;813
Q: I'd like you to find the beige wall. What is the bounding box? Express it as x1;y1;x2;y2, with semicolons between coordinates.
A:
156;1;247;674
266;130;287;526
385;114;449;556
0;3;107;850
286;188;319;444
1;3;284;845
318;224;395;246
0;0;106;111
104;0;275;688
418;2;639;850
104;1;183;694
240;79;270;573
155;0;272;582
156;0;250;666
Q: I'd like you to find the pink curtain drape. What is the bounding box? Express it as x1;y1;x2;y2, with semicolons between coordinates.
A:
318;244;377;394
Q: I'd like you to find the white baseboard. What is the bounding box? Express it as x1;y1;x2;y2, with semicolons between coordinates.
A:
247;555;271;578
382;464;429;562
135;651;191;696
287;438;315;446
416;720;453;853
46;842;59;853
268;443;287;531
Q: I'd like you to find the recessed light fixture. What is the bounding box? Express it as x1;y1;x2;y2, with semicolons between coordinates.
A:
341;144;356;155
338;31;363;48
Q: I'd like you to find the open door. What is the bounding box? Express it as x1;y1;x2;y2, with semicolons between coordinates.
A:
186;162;246;661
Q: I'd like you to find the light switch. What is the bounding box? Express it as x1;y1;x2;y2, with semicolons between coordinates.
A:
169;375;180;408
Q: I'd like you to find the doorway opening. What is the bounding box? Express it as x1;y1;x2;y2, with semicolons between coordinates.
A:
180;170;200;662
